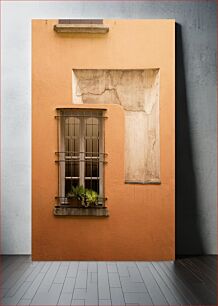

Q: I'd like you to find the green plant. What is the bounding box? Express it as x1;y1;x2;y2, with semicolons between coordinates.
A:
85;189;99;206
68;185;85;200
67;185;99;207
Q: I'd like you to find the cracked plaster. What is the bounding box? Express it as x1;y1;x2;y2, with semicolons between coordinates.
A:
72;69;160;183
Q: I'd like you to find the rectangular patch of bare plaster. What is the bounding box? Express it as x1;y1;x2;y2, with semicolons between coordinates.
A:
72;69;160;183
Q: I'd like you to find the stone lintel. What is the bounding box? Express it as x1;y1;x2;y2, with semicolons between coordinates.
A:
125;180;161;185
54;24;109;34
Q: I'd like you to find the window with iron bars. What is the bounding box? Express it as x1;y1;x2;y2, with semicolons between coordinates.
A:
56;109;106;206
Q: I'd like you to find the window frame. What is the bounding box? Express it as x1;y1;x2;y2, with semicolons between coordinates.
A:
56;108;106;206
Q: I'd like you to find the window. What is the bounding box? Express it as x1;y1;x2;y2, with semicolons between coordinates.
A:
56;109;106;207
58;19;103;24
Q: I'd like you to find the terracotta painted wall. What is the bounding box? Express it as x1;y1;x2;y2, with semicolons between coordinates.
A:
32;19;175;260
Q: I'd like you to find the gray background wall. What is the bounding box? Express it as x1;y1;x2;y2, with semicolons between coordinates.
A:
1;1;217;255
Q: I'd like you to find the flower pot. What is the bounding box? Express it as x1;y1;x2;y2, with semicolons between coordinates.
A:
67;198;82;207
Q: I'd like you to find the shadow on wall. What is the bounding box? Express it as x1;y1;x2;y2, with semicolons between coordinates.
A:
175;24;205;255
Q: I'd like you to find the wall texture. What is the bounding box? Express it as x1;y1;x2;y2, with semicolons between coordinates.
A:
1;1;217;255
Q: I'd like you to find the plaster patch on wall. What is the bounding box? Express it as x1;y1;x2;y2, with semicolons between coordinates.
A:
72;69;160;183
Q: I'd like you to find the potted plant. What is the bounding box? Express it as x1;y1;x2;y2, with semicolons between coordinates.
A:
84;189;99;207
66;185;86;207
66;185;99;208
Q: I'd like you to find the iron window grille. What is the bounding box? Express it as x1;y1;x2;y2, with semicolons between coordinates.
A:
55;109;107;206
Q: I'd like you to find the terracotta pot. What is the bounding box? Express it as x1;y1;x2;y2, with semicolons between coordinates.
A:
67;198;82;207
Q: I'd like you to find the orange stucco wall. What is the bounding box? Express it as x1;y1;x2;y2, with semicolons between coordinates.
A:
32;19;175;260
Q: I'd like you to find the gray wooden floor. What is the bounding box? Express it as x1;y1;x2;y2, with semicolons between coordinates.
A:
0;256;217;305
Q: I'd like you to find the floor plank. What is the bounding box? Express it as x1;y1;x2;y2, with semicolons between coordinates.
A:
4;262;42;298
162;261;216;305
57;292;72;305
2;281;32;305
180;258;216;289
152;262;192;304
36;262;61;293
30;283;63;305
1;256;30;285
137;263;168;305
198;256;217;274
147;262;180;305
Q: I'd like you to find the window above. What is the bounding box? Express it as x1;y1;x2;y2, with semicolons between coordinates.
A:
58;19;103;24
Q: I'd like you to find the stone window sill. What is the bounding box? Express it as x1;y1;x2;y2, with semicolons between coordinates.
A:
54;206;109;217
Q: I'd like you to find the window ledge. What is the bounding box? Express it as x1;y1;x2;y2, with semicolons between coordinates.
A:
54;24;109;34
125;180;161;185
54;206;109;217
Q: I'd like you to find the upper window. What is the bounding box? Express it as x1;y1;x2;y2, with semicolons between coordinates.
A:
58;19;103;24
56;109;106;207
